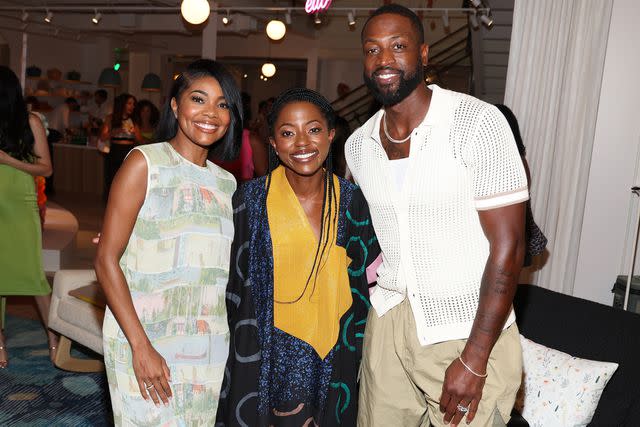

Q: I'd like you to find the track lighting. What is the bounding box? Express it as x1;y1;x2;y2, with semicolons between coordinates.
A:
21;10;28;22
44;10;53;23
314;13;321;25
285;10;292;25
348;10;356;27
222;9;231;25
480;13;493;28
442;10;449;30
469;11;479;29
92;10;102;25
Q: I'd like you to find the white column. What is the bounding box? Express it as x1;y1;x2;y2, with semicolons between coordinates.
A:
305;50;318;90
128;51;150;101
20;32;27;88
202;2;218;60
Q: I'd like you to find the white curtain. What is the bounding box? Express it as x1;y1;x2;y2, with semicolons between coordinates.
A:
504;0;613;294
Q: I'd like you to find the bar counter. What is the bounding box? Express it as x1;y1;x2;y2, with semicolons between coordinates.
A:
52;142;105;197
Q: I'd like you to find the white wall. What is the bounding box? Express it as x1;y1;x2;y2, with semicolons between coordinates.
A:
317;58;363;102
573;0;640;305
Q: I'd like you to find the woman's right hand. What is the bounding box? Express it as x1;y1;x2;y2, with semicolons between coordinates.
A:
131;342;172;406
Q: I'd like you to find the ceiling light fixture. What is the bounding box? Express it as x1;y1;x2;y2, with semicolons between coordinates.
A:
180;0;210;25
222;9;231;25
266;19;286;40
314;13;321;25
480;13;494;28
469;11;479;29
44;10;53;23
261;63;276;78
348;10;356;27
141;73;162;92
92;10;102;25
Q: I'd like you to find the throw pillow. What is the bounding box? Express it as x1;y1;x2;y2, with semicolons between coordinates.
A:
519;335;618;427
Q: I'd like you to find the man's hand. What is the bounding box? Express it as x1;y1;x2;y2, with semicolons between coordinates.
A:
440;357;486;426
439;201;526;426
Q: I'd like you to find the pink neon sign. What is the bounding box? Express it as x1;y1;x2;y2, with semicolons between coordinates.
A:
305;0;333;14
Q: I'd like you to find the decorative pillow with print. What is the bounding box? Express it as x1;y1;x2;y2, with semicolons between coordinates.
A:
519;335;618;427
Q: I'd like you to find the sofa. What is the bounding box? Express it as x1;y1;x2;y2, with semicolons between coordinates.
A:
509;284;640;426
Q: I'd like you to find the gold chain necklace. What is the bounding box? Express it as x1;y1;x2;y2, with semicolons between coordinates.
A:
383;112;413;144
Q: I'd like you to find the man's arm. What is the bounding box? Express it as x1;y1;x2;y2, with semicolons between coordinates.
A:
439;201;525;426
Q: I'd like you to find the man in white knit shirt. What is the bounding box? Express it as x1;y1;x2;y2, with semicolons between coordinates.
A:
346;4;528;427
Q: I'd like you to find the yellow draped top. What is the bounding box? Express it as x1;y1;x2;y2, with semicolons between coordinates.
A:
267;166;352;360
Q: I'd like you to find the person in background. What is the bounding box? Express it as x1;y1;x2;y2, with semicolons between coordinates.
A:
133;99;160;144
0;66;58;369
84;89;112;132
494;104;548;267
251;97;276;148
216;88;380;426
337;82;352;99
26;96;56;197
348;5;528;427
100;93;143;198
330;115;351;179
95;59;242;425
47;97;79;141
213;92;268;180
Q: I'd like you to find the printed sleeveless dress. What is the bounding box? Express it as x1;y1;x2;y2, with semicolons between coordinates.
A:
102;142;235;426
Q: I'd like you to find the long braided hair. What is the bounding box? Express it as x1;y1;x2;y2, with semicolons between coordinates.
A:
266;88;337;304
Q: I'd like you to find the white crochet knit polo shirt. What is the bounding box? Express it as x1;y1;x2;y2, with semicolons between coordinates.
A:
345;85;529;346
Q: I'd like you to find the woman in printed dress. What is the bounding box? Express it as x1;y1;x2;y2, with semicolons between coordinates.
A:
95;59;243;426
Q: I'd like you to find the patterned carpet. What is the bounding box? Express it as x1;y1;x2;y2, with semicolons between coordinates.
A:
0;315;113;426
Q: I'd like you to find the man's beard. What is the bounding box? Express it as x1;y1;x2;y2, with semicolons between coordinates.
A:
363;64;424;107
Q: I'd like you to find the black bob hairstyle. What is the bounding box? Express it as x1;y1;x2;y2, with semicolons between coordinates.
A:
155;59;243;162
361;3;425;45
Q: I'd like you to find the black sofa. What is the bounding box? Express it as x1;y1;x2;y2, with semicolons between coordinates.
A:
509;284;640;426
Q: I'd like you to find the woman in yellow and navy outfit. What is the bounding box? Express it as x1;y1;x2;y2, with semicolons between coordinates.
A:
217;88;380;426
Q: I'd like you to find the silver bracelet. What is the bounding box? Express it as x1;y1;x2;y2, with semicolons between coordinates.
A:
458;356;488;378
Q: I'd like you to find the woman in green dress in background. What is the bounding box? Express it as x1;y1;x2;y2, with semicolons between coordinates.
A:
0;66;58;368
